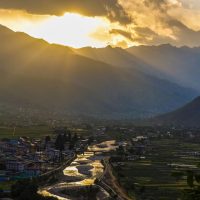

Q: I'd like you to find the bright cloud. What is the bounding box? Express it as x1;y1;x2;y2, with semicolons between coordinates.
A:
0;0;200;48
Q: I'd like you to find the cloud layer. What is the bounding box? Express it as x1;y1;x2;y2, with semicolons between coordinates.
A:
0;0;131;24
116;0;200;47
0;0;200;47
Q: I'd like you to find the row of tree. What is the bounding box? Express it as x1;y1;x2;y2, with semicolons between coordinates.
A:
11;179;57;200
54;130;78;161
182;170;200;200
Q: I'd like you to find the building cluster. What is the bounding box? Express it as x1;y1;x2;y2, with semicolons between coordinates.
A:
111;135;150;167
0;136;74;182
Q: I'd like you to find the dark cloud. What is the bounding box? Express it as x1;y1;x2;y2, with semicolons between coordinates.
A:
133;21;200;47
119;0;200;47
167;20;200;46
0;0;131;24
144;0;166;9
144;0;180;10
134;27;157;37
109;29;133;41
133;26;169;44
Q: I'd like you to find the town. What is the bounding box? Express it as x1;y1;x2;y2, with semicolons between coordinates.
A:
0;124;200;199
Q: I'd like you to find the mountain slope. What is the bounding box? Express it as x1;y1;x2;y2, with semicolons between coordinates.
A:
0;25;197;119
76;45;200;93
74;46;162;77
151;96;200;127
127;44;200;92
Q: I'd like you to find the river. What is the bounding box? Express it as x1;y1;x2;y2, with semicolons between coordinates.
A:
40;140;118;200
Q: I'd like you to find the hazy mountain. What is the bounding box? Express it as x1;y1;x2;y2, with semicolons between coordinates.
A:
0;25;197;119
150;96;200;127
75;46;139;68
127;44;200;92
74;46;162;77
76;45;200;93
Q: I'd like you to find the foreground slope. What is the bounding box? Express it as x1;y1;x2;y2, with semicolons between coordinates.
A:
0;25;197;119
151;96;200;127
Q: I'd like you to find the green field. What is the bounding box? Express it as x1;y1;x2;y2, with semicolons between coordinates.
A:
114;138;200;200
0;126;54;139
0;181;15;190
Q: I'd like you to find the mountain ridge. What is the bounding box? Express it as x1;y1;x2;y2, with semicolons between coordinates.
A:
150;96;200;127
0;24;197;119
127;44;200;92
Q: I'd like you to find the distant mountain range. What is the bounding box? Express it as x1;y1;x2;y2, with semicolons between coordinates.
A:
148;96;200;127
127;45;200;92
77;44;200;93
0;24;198;119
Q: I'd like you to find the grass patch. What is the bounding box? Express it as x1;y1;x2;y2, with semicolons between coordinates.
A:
0;126;53;139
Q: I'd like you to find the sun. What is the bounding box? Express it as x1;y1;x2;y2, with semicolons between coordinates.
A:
0;10;131;48
26;13;109;48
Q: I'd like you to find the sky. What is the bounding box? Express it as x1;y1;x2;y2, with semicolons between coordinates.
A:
0;0;200;48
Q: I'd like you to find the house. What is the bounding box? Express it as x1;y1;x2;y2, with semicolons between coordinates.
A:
0;171;9;182
127;155;139;161
24;162;41;177
46;149;60;161
5;159;28;172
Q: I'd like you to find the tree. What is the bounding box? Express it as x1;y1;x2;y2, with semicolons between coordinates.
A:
171;171;184;182
11;179;58;200
195;174;200;184
44;135;51;149
45;135;51;143
69;140;75;150
67;130;72;142
63;132;67;143
55;134;65;151
182;188;200;200
181;172;200;200
72;133;78;143
68;133;78;150
0;188;4;198
11;179;38;199
187;171;194;188
117;145;125;155
55;134;65;161
88;136;94;145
